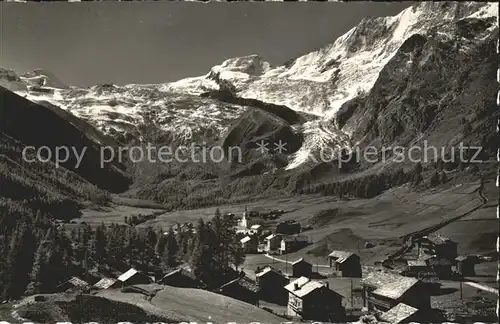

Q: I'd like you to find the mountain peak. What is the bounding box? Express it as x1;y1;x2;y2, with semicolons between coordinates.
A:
211;54;272;77
21;69;70;89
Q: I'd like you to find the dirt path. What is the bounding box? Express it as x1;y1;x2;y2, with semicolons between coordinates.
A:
464;281;498;295
264;253;330;267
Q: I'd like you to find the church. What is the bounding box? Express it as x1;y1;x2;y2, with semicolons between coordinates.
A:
238;206;264;229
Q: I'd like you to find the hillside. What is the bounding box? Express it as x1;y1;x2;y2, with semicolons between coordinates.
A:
14;293;180;324
97;284;284;323
0;86;130;193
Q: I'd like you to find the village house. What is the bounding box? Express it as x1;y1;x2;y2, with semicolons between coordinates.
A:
291;258;313;278
405;260;429;276
264;233;281;252
280;235;308;254
284;276;345;321
250;224;262;234
56;277;91;293
217;275;260;305
276;220;301;235
455;255;476;276
93;277;119;290
361;269;431;313
328;251;362;278
416;235;458;261
378;302;422;324
157;267;200;288
255;266;289;305
240;235;258;253
117;268;153;287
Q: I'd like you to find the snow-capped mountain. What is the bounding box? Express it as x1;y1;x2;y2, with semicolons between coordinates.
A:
167;2;497;117
5;1;498;170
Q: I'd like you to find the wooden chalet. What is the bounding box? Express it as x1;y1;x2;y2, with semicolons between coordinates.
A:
361;269;430;312
56;277;91;293
93;277;119;290
455;255;476;276
217;275;260;305
157;267;200;288
240;235;258;253
117;268;152;286
405;259;430;275
264;233;281;252
280;235;308;254
284;276;345;321
416;235;457;261
255;266;289;305
291;258;313;278
328;251;362;277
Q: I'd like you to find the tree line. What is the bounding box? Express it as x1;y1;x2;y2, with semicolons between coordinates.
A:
0;207;244;300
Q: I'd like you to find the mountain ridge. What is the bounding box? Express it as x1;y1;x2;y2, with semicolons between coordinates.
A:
1;1;497;210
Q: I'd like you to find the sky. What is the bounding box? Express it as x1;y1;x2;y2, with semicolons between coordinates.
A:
1;2;412;87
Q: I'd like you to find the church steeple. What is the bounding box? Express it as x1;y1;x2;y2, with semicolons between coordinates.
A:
240;205;248;228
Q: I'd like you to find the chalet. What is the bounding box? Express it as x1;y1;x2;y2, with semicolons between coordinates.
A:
291;258;313;278
240;235;258;253
264;233;281;252
416;235;457;261
217;275;260;305
405;260;430;275
427;256;453;278
284;276;345;321
455;256;476;276
328;251;362;278
93;277;119;290
255;266;289;304
56;277;91;293
117;268;152;286
280;235;308;254
157;267;200;288
276;220;301;235
361;269;430;312
378;303;421;324
250;224;262;233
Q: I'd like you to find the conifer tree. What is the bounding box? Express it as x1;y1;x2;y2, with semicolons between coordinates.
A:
163;228;179;267
429;171;440;187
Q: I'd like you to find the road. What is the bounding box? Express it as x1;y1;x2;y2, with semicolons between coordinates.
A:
263;253;331;267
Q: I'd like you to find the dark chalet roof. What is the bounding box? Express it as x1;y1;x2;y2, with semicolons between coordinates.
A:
57;277;90;289
291;258;312;266
219;275;260;293
159;267;197;281
255;266;286;279
362;270;419;300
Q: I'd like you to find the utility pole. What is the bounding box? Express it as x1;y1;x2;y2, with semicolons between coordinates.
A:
285;251;288;276
351;278;354;308
84;248;88;273
460;280;463;300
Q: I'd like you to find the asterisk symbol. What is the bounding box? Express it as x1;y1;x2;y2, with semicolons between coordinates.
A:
255;140;269;154
274;140;287;153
